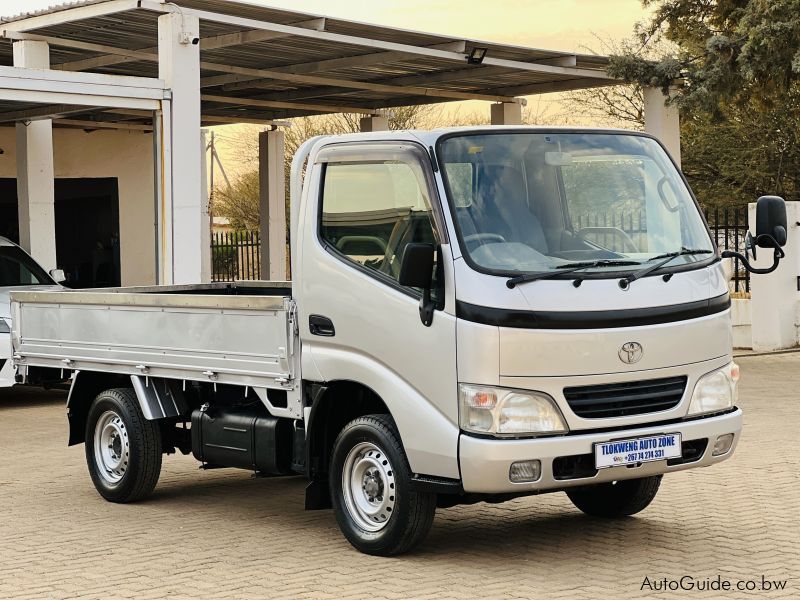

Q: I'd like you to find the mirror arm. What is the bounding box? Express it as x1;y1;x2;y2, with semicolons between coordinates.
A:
721;234;785;275
419;287;435;327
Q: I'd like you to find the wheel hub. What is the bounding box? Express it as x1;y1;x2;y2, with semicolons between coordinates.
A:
362;469;383;500
93;410;130;484
342;442;396;532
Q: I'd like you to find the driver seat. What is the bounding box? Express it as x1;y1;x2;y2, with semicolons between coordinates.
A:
459;165;549;254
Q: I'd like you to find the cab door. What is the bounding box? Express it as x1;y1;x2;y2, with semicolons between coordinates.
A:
297;141;459;478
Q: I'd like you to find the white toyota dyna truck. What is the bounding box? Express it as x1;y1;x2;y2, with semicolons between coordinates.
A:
10;127;787;555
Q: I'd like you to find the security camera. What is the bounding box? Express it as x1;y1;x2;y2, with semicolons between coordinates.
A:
191;37;200;45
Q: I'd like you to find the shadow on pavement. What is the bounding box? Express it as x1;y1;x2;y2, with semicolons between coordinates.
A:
136;467;681;560
0;386;66;409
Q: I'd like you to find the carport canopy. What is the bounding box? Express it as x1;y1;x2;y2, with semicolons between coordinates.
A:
0;0;680;286
0;0;616;126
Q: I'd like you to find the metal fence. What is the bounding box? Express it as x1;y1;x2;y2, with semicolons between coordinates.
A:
573;208;750;293
211;231;261;282
704;207;750;294
212;208;751;292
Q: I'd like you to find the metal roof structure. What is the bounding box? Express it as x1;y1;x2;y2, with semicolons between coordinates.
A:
0;0;617;127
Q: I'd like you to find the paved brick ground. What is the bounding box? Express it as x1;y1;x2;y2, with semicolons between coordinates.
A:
0;354;797;599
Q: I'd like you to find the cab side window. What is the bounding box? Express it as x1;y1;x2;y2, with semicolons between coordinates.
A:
320;160;438;287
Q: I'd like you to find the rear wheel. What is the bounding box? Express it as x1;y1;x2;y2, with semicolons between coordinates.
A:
85;388;162;503
330;414;436;556
566;475;662;517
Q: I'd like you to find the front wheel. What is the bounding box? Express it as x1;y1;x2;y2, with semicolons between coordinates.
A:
330;414;436;556
566;475;662;517
85;388;162;503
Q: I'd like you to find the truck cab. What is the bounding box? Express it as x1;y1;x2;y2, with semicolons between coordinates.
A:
296;127;737;488
10;126;787;556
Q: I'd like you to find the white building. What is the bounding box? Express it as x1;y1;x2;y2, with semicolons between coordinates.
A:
0;0;680;288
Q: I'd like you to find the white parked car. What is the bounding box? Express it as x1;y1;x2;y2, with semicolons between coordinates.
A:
0;236;64;387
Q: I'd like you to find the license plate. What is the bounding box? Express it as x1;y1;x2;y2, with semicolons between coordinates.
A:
594;433;682;469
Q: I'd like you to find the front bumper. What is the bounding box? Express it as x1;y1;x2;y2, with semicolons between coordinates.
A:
459;409;741;493
0;332;13;388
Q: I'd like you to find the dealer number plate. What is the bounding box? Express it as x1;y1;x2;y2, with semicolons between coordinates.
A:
594;433;682;469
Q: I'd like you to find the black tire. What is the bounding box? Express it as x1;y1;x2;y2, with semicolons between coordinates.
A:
85;388;162;503
566;475;662;517
330;414;436;556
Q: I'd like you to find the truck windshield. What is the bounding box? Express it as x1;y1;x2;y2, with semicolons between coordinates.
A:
0;245;52;287
438;132;713;276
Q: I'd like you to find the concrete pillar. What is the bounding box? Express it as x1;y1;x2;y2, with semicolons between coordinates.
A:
644;87;681;167
259;129;287;281
158;12;202;284
749;201;800;351
359;115;389;132
490;102;522;125
13;40;57;271
200;130;211;283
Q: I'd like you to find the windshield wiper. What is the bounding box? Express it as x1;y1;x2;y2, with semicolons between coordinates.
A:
506;259;641;289
621;248;714;287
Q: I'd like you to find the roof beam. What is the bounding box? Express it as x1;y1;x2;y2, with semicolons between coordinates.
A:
1;0;143;33
343;77;617;110
2;31;158;63
226;66;522;102
201;94;376;115
201;114;284;126
484;77;614;96
536;55;578;67
198;60;519;103
205;40;466;90
200;18;326;51
218;57;584;100
153;4;614;80
56;118;153;131
257;40;467;76
51;16;327;72
0;103;96;123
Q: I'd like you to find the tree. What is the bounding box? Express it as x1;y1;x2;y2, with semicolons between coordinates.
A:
608;0;800;113
212;170;260;231
566;5;800;208
559;36;656;129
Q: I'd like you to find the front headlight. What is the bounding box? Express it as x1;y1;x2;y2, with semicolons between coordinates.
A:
687;362;739;416
0;318;9;334
459;383;568;436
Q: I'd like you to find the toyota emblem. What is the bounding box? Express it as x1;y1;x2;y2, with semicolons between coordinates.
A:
619;342;644;364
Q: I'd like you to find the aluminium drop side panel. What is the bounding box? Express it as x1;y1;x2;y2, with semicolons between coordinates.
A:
11;290;299;403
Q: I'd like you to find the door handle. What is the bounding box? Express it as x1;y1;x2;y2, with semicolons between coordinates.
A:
309;314;335;337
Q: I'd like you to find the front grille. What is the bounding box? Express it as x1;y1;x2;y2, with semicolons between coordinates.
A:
564;376;688;419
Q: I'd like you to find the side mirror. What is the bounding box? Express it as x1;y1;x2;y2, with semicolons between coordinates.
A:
398;243;437;327
49;268;66;284
399;243;435;289
754;195;787;247
721;195;787;275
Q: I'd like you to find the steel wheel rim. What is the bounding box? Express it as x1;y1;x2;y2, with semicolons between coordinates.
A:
341;441;397;532
93;410;130;484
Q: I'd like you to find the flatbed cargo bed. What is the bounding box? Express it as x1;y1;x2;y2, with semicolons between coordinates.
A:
11;281;298;393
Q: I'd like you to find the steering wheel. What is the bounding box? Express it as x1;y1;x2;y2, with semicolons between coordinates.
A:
463;233;507;249
576;227;639;254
